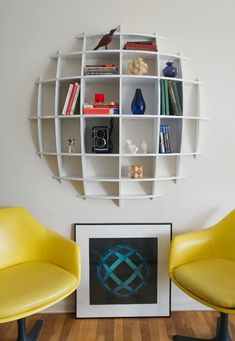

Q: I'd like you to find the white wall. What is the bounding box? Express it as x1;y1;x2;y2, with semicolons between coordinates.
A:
1;0;235;312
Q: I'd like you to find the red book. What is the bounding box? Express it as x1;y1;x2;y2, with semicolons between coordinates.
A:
83;108;110;115
66;82;79;115
124;43;157;51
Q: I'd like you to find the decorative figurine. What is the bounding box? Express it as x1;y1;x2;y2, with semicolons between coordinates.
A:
128;165;143;179
140;140;148;154
93;28;117;50
127;57;148;75
162;61;177;78
68;138;75;153
126;139;138;153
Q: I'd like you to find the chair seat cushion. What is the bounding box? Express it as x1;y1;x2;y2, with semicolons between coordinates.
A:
0;261;77;322
173;258;235;309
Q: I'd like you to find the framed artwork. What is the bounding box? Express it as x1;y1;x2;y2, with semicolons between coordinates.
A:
74;223;172;318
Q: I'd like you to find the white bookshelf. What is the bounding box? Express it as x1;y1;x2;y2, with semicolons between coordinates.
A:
31;30;208;205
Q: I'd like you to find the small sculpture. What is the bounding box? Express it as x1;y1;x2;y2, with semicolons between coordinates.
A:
127;57;148;75
93;28;117;50
128;165;143;179
68;138;75;153
126;139;138;153
140;140;148;153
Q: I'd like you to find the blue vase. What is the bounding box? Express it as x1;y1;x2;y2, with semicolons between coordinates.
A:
163;61;177;78
131;88;146;115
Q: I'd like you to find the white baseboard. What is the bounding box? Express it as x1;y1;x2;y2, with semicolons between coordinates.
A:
40;298;211;314
171;298;211;311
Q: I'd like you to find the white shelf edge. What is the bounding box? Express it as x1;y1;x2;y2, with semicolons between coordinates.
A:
29;114;209;121
74;32;166;40
156;176;186;181
78;194;162;200
36;75;203;86
36;152;57;156
53;176;83;181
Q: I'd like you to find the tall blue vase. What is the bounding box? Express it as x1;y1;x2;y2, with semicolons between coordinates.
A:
131;88;146;115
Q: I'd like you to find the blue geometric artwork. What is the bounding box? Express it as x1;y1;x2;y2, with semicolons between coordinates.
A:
89;237;158;305
97;245;149;298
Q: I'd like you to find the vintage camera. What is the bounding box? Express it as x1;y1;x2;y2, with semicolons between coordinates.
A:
92;119;114;153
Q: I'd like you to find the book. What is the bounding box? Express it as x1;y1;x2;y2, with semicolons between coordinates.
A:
62;83;74;115
159;125;165;153
164;80;170;115
66;82;79;115
70;85;80;115
172;81;183;115
162;124;172;153
126;40;154;44
124;41;157;51
168;81;179;115
160;80;166;115
159;124;172;153
124;45;157;51
83;107;119;115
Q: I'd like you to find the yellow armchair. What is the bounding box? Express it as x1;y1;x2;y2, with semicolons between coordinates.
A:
169;209;235;341
0;207;81;341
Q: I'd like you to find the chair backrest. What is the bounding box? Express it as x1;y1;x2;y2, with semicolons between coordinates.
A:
211;209;235;260
0;207;46;269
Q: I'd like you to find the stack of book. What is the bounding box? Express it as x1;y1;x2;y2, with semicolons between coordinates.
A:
123;41;157;51
83;102;119;115
159;124;172;153
160;80;183;116
62;82;80;115
84;64;118;75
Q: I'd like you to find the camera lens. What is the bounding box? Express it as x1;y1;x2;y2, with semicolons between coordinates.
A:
96;138;106;148
96;130;105;138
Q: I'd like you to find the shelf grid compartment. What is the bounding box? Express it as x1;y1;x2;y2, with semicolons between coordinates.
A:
83;117;119;154
159;117;182;154
122;80;158;115
41;119;56;153
85;33;120;51
60;155;83;179
31;120;40;152
121;118;156;154
122;51;158;76
181;120;197;154
41;83;56;116
156;155;181;179
44;155;60;177
84;156;119;180
159;55;182;79
58;79;81;116
120;181;154;197
182;83;199;117
84;181;119;197
83;51;120;76
60;117;81;154
159;79;183;117
121;34;156;51
60;55;82;78
83;77;119;104
121;156;155;180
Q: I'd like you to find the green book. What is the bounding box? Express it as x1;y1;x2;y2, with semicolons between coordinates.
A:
172;81;183;115
160;80;166;115
164;80;170;115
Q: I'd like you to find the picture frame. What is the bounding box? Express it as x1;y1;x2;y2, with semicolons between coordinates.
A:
74;223;172;318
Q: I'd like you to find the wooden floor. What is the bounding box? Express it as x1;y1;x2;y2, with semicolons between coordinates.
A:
1;311;235;340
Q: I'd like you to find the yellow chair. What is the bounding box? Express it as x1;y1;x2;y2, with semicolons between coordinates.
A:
169;210;235;341
0;207;81;341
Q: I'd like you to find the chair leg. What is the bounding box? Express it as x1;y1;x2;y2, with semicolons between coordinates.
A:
172;313;232;341
17;318;43;341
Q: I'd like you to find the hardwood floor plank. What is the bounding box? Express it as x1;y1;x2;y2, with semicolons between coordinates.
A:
1;311;235;341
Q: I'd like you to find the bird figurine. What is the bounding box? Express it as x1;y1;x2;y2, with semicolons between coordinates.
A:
93;28;117;50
